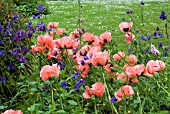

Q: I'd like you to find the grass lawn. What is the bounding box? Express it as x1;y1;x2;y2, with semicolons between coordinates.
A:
30;0;170;52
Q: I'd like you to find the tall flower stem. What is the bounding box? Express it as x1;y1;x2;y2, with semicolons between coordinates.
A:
165;23;169;50
50;83;56;111
77;0;82;45
102;73;118;114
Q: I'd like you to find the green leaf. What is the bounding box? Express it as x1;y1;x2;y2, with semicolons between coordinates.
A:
67;100;78;106
56;110;66;113
0;106;7;109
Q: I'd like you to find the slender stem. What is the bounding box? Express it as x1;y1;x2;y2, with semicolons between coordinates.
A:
94;98;97;114
123;98;127;114
165;23;169;49
102;73;118;114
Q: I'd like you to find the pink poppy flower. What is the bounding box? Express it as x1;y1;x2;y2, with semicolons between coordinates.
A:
114;85;134;101
53;22;59;28
2;109;23;114
47;22;59;28
151;44;160;56
124;32;135;43
91;50;110;66
37;35;44;46
113;52;125;61
43;33;53;46
119;22;133;32
69;29;80;39
57;37;73;49
83;82;106;99
56;28;66;35
104;64;118;72
40;64;60;80
31;45;46;53
117;73;128;83
82;32;95;42
99;32;112;44
144;60;165;77
125;64;145;77
126;54;138;65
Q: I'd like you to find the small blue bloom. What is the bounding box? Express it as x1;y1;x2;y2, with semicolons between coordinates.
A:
74;79;86;92
156;27;159;31
0;40;4;45
128;48;133;54
126;10;132;14
147;36;151;40
18;56;28;63
110;97;117;103
164;47;168;51
160;11;167;20
140;36;146;41
26;22;32;28
0;50;5;56
158;43;163;48
121;18;125;21
9;50;20;56
0;76;7;83
140;1;145;5
61;82;68;89
12;14;19;21
135;30;139;33
162;52;168;57
144;50;149;54
8;64;15;71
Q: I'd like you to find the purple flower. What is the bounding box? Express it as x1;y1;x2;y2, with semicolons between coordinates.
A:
158;32;164;38
9;50;20;56
4;28;13;37
37;22;47;32
164;47;168;51
146;36;150;40
162;52;168;57
26;22;32;28
151;44;160;56
160;11;167;20
71;72;81;80
8;64;15;70
158;43;163;48
42;85;50;91
126;10;132;14
26;30;33;37
12;14;19;21
0;50;5;56
0;40;4;45
110;97;117;103
140;1;145;5
156;27;159;31
13;30;26;41
122;18;125;21
21;47;29;54
0;24;4;33
140;36;146;41
0;76;7;83
18;56;28;63
136;30;139;33
74;79;86;92
61;82;68;89
128;48;133;54
144;50;149;54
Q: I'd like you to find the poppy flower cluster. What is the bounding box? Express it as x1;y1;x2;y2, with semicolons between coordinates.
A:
32;21;166;102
